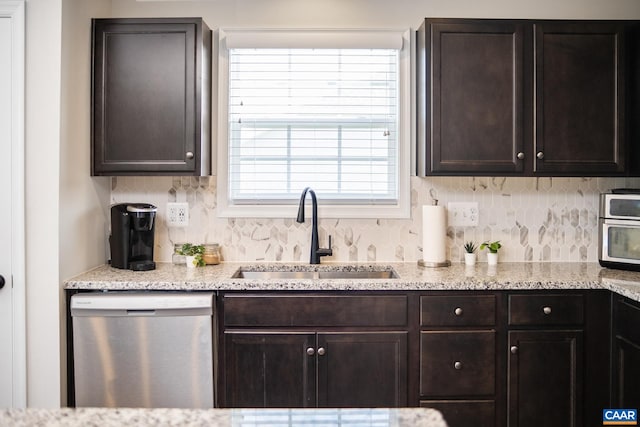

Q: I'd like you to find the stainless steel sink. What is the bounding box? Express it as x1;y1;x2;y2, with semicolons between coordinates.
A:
317;270;397;279
232;268;398;280
232;271;318;279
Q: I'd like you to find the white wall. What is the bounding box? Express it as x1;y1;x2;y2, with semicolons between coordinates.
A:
25;0;111;408
25;0;62;408
111;0;640;27
59;0;111;406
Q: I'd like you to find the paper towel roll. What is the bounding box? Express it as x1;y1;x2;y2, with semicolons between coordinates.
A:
422;205;448;266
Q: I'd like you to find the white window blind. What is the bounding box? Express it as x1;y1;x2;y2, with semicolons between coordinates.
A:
227;46;400;204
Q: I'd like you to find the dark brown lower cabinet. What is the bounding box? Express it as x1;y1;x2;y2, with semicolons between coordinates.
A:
419;331;498;426
219;290;612;427
507;330;583;427
613;296;640;409
317;332;407;407
224;332;316;408
613;338;640;408
224;331;407;408
420;331;496;396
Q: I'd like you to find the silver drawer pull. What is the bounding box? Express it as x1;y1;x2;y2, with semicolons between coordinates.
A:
454;307;463;316
306;347;315;356
511;345;518;354
454;361;462;370
543;306;552;315
186;151;194;159
317;347;326;356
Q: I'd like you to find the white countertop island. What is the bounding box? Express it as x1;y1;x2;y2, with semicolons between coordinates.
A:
0;407;447;427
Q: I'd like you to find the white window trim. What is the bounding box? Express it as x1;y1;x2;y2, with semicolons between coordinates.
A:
216;28;412;219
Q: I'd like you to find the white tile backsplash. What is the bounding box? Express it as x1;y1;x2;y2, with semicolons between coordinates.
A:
111;176;640;263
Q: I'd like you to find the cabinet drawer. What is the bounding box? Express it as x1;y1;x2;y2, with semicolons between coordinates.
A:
223;294;407;327
420;400;495;427
509;294;584;326
420;331;495;396
421;295;495;326
616;298;640;344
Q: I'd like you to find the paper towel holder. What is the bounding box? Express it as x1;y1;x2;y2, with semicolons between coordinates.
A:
419;196;451;268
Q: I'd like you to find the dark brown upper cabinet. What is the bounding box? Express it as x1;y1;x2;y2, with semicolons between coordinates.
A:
417;20;526;175
417;18;638;176
91;18;212;176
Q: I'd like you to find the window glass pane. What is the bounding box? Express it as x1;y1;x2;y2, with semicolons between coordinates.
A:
228;47;399;203
290;128;339;157
233;161;288;194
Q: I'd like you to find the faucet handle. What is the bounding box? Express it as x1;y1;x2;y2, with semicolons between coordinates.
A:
317;235;333;258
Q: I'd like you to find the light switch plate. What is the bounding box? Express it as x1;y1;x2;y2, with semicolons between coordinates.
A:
166;202;189;227
447;202;479;226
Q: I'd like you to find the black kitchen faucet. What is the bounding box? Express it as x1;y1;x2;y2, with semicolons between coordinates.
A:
296;187;333;264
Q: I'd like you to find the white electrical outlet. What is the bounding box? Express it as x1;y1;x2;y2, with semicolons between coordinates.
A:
166;202;189;227
447;202;479;226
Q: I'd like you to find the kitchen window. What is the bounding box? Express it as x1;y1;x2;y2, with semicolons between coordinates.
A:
216;29;412;218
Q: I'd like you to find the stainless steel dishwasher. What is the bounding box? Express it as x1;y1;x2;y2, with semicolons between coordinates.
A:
70;292;214;408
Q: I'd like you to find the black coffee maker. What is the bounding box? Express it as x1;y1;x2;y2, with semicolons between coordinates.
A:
109;203;158;271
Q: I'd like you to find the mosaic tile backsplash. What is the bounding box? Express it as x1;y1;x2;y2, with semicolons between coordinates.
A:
110;176;640;264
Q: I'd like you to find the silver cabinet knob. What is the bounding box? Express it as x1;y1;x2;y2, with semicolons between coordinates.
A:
536;151;544;160
543;306;552;315
454;307;463;316
306;347;315;356
454;361;462;370
317;347;326;356
510;345;518;354
186;151;194;159
517;152;525;160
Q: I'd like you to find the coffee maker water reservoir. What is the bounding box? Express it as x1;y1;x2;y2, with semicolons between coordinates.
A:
109;203;157;271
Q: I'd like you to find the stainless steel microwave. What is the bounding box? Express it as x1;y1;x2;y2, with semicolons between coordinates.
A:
599;191;640;271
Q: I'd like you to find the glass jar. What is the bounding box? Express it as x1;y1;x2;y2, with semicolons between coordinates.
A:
172;243;185;264
202;243;221;265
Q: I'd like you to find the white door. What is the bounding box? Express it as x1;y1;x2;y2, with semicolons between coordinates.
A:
0;0;26;408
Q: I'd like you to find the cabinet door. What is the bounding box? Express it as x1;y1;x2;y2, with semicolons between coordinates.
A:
613;337;640;409
613;297;640;408
508;330;583;427
421;330;496;397
534;22;626;175
92;19;210;175
224;332;316;408
418;19;525;175
317;332;407;407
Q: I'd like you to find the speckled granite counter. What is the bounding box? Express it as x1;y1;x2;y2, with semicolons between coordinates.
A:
64;262;640;302
0;407;447;427
65;263;640;301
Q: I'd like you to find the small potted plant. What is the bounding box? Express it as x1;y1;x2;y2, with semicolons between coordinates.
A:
463;241;477;266
178;243;205;268
480;240;501;265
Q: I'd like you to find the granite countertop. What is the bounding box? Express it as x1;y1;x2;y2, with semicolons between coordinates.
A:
64;261;640;302
0;407;447;427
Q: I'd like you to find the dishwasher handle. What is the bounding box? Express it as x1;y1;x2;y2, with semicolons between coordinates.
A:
126;309;156;316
